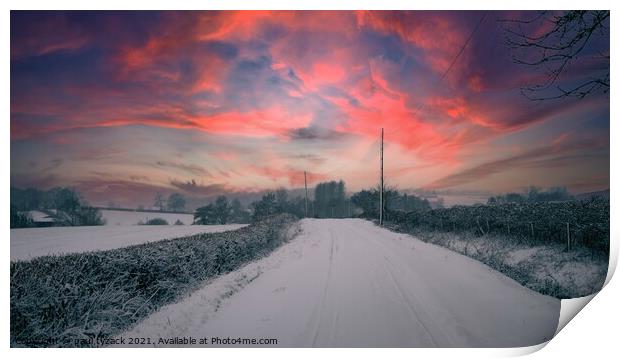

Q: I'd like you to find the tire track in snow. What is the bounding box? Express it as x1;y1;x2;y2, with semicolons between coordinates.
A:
312;226;336;346
382;256;438;347
343;220;442;346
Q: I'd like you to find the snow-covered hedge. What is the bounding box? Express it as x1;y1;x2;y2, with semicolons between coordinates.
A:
386;197;609;252
10;214;297;347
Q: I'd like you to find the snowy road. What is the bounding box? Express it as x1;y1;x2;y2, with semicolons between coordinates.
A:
122;219;560;348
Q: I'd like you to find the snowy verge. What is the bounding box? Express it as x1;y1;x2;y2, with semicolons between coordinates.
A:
384;222;607;298
117;221;304;346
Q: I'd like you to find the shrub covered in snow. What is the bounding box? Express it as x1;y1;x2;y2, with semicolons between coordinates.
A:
10;207;33;228
143;218;169;225
387;197;609;253
10;214;297;347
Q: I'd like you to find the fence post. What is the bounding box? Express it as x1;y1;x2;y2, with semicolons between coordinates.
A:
530;222;534;237
486;218;490;233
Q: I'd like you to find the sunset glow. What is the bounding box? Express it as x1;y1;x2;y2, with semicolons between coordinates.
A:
11;11;610;206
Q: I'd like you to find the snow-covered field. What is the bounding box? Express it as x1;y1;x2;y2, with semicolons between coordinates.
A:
11;209;247;261
121;219;560;348
11;223;246;262
100;209;195;226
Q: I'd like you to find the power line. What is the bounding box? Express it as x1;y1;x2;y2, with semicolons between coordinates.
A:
441;11;488;80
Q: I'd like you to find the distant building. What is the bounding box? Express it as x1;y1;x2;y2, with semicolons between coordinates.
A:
28;210;55;227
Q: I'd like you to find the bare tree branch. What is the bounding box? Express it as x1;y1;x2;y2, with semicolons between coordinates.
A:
502;10;610;101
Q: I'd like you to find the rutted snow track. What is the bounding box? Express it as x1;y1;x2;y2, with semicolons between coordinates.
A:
121;219;560;348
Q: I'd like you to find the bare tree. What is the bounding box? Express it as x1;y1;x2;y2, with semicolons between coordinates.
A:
503;10;609;100
214;195;231;224
154;193;165;211
167;193;186;212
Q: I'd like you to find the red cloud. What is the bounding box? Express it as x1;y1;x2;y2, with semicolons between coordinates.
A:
296;61;348;90
96;105;312;138
356;11;467;75
11;11;609;197
330;62;468;163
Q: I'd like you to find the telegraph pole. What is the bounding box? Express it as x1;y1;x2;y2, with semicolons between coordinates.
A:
379;128;384;226
304;171;308;218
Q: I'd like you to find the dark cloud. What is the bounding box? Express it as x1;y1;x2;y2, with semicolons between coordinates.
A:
42;158;63;172
204;40;239;60
155;161;211;176
287;126;347;141
10;173;59;190
288;153;327;165
425;139;606;190
169;179;228;196
72;178;171;207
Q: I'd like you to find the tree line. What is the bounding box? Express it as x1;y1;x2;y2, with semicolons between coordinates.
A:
10;187;105;228
151;192;187;212
192;180;434;224
194;180;355;224
10;180;438;228
487;187;573;205
193;196;250;224
350;186;433;219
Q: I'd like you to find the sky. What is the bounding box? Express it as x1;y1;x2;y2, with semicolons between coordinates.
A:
10;11;610;207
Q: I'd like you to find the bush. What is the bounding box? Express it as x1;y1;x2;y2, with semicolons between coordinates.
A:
10;214;297;347
10;207;33;228
142;218;168;225
11;187;105;227
75;206;106;226
174;219;184;225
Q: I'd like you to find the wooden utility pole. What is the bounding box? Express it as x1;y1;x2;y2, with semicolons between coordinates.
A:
379;128;384;226
304;171;308;218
